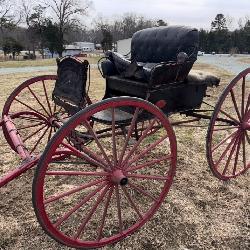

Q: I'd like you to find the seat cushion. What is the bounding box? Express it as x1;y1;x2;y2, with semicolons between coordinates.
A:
103;51;156;82
186;70;220;86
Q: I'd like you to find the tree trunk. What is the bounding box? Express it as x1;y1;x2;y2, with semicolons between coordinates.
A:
33;45;36;59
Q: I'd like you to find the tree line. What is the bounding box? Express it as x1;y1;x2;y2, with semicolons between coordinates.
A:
199;14;250;54
1;0;250;58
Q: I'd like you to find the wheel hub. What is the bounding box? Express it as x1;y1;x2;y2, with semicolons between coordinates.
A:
110;169;128;186
242;120;250;130
48;116;61;127
246;122;250;130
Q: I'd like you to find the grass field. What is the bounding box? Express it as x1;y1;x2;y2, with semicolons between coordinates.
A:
0;56;102;68
0;62;249;250
236;57;250;64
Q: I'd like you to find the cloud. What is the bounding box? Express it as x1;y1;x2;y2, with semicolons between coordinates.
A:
90;0;250;29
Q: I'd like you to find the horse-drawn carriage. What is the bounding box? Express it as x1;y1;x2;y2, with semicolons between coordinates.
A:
0;26;249;249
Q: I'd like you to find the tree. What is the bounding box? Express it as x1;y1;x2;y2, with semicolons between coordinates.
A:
198;29;208;52
43;20;60;57
21;0;38;56
92;13;155;45
2;37;12;56
46;0;92;56
211;14;227;31
101;26;113;52
12;41;23;58
243;19;250;52
156;19;168;26
2;37;23;59
210;14;229;53
0;0;15;31
29;5;47;58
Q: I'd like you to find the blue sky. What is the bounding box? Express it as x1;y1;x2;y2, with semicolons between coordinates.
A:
89;0;250;30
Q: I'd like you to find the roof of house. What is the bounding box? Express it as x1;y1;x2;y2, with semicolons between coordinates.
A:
65;44;81;50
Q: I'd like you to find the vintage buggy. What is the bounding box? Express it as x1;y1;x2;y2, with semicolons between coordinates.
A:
0;26;249;249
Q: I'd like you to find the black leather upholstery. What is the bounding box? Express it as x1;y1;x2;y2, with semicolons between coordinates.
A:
105;51;131;74
100;26;220;114
101;25;199;84
131;25;198;63
52;57;89;113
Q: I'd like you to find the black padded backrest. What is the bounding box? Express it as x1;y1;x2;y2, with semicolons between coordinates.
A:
131;25;199;63
53;57;89;107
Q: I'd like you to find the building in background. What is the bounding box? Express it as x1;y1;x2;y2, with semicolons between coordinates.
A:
44;42;96;58
95;44;102;50
74;42;95;52
62;45;82;56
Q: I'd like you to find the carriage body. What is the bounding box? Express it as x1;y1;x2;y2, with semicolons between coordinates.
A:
101;26;219;116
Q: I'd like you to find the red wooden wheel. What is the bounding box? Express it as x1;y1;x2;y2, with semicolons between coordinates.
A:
207;68;250;180
32;97;177;249
2;75;69;155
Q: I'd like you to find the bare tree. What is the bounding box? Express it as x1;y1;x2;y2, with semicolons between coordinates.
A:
20;0;37;56
92;13;155;44
0;0;20;32
45;0;92;56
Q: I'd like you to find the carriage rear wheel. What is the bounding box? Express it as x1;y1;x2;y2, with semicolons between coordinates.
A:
207;68;250;180
32;97;177;249
2;75;68;155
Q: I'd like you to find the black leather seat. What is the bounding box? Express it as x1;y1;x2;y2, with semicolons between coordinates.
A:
52;56;89;114
101;25;220;88
99;26;220;114
101;26;199;85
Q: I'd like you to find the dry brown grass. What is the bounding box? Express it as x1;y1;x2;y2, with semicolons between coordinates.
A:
0;63;249;250
0;56;102;68
236;57;250;64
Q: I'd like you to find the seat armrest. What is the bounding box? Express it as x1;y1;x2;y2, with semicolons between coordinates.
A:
101;59;118;77
149;61;194;86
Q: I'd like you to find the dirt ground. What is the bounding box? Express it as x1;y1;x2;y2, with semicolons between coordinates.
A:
0;63;249;250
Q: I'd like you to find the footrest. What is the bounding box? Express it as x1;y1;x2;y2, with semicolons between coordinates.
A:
92;108;133;124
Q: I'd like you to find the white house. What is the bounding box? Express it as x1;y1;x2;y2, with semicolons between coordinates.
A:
74;42;95;52
44;42;95;58
198;51;205;56
116;38;132;56
62;44;82;56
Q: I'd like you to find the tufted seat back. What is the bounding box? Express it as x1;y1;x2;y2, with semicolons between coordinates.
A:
52;56;89;114
131;25;199;63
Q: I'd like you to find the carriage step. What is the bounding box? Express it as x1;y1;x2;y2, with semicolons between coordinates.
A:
92;108;133;123
3;115;30;160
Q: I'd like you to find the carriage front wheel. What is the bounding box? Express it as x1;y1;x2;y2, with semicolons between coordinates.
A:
32;97;177;249
207;68;250;180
